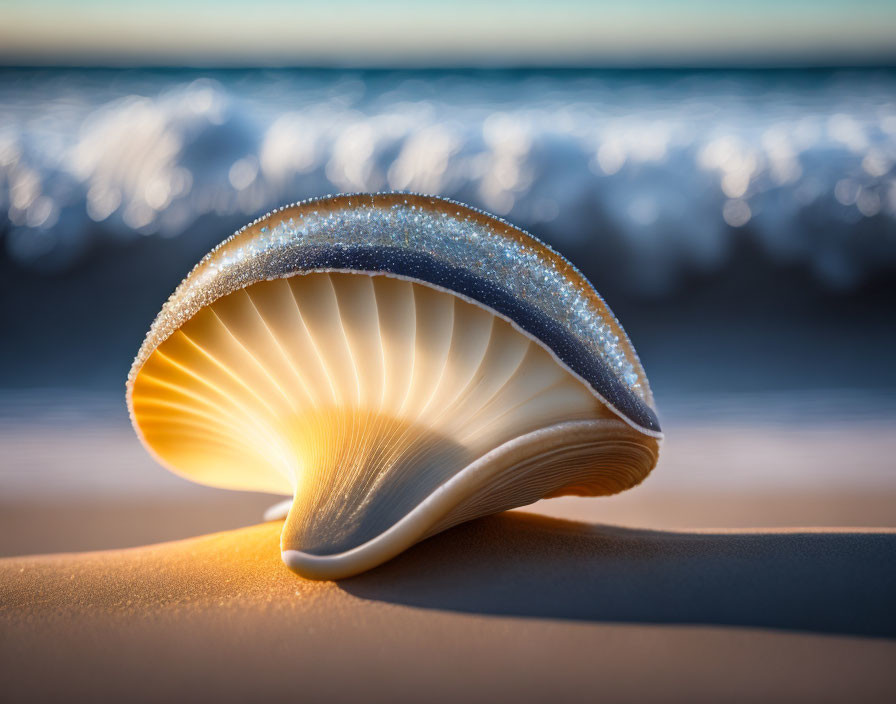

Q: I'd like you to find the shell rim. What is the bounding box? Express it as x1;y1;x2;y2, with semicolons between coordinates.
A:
126;192;661;459
280;417;660;580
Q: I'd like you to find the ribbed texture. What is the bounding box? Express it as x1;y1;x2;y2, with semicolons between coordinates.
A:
426;435;659;540
131;272;655;560
128;194;660;433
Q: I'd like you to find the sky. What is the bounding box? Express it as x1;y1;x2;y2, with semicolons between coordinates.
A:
1;0;895;67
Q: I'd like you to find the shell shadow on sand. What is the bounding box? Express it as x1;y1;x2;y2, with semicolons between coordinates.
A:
338;513;896;639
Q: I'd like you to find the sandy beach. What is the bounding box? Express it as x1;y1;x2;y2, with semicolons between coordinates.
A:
3;514;895;703
3;389;896;702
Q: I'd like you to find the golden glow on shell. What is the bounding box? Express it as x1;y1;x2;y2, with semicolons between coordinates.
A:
128;195;661;580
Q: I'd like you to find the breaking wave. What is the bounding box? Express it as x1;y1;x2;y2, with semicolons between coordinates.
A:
2;68;895;294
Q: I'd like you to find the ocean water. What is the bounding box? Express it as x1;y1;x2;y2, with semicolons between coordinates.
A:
1;67;895;292
1;67;895;396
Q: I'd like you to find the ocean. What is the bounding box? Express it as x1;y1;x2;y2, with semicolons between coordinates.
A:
1;67;895;394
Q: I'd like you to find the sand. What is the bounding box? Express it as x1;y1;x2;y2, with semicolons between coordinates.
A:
2;514;895;703
3;400;895;701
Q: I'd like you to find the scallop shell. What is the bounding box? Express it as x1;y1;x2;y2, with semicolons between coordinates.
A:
128;193;661;579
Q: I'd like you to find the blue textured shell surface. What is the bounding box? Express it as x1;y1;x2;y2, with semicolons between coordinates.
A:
128;193;661;579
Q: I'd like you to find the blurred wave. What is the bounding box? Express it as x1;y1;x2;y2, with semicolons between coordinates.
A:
2;67;895;296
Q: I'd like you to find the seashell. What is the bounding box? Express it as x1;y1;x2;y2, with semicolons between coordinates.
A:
128;193;661;579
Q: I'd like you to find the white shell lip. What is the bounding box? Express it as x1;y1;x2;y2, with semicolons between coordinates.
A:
280;419;660;581
264;499;292;522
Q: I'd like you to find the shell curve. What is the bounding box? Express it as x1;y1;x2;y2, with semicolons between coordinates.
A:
127;193;662;580
129;193;659;434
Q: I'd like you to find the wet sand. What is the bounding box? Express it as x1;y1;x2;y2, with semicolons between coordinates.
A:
2;514;895;703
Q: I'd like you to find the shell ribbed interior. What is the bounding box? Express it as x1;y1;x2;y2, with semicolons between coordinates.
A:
131;271;617;555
